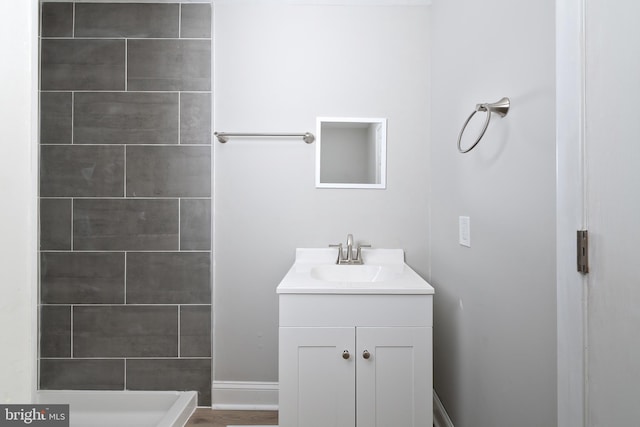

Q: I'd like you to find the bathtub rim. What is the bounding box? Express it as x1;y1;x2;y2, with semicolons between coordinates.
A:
34;389;198;427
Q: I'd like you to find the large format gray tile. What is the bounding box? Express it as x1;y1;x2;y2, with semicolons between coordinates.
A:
126;252;211;304
40;305;71;358
181;4;212;38
40;92;72;144
126;146;211;197
73;199;178;250
40;145;124;197
180;305;211;357
126;359;211;406
127;40;211;91
41;39;125;91
40;359;124;390
74;92;178;145
41;2;73;37
75;3;179;38
73;306;178;357
41;252;125;304
180;93;211;145
40;199;71;250
180;199;211;250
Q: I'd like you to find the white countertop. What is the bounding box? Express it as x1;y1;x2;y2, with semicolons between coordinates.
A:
276;248;435;295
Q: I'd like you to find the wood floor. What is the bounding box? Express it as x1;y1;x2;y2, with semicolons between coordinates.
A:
185;409;278;427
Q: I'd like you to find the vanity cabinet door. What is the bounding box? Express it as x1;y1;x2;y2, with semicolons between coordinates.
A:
279;327;356;427
356;327;433;427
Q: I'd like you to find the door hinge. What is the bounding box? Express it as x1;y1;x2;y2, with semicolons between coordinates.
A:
577;230;589;274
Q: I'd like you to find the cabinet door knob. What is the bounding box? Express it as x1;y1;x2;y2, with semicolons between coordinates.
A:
362;350;371;359
342;350;350;360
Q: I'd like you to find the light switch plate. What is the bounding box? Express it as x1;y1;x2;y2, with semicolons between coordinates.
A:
459;216;471;247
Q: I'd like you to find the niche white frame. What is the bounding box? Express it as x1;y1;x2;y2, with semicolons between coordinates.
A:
315;117;387;189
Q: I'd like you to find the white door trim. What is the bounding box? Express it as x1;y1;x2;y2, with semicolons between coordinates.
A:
556;0;587;425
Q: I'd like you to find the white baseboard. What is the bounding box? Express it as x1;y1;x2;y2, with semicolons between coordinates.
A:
212;381;451;426
211;381;279;411
433;390;454;427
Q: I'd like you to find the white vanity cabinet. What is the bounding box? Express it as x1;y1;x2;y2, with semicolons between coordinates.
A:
278;293;433;427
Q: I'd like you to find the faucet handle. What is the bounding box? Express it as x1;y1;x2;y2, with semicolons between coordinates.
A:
329;243;343;252
355;244;372;263
329;243;345;263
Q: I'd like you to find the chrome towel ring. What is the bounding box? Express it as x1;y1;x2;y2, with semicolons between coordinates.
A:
457;97;510;153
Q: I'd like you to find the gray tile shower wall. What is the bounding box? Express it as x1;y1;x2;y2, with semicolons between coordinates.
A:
127;39;211;91
126;146;211;197
40;359;126;390
74;3;180;38
39;2;212;406
41;252;125;304
126;359;212;405
41;39;126;91
73;306;179;357
73;92;180;145
40;199;71;250
40;145;125;197
126;252;211;304
73;199;179;250
40;92;72;144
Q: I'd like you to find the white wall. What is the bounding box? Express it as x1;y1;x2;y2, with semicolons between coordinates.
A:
584;1;640;425
430;1;557;426
0;0;38;404
213;3;430;382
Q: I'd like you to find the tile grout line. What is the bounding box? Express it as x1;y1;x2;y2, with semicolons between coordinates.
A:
40;90;212;94
41;197;211;200
40;356;212;360
124;358;127;391
178;198;181;250
41;302;211;307
177;305;181;358
40;37;211;41
71;92;74;144
42;303;212;308
124;145;127;197
72;3;75;38
124;252;127;304
70;199;74;251
70;306;74;358
39;2;42;43
40;250;211;254
40;142;211;148
179;4;182;39
124;37;128;92
40;143;212;147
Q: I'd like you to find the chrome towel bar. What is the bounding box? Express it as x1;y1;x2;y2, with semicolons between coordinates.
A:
214;132;315;144
457;97;510;153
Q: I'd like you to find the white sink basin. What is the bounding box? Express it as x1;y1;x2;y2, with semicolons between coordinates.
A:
277;248;434;295
310;264;402;283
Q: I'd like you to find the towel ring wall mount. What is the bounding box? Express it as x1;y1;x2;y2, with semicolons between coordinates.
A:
457;97;510;153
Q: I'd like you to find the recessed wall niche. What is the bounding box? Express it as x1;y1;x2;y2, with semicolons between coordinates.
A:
316;117;387;189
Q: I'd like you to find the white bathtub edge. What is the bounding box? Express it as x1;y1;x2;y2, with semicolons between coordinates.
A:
35;390;197;427
157;391;198;427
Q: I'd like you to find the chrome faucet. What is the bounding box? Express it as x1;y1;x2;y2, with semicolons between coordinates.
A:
330;234;371;265
346;234;354;263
